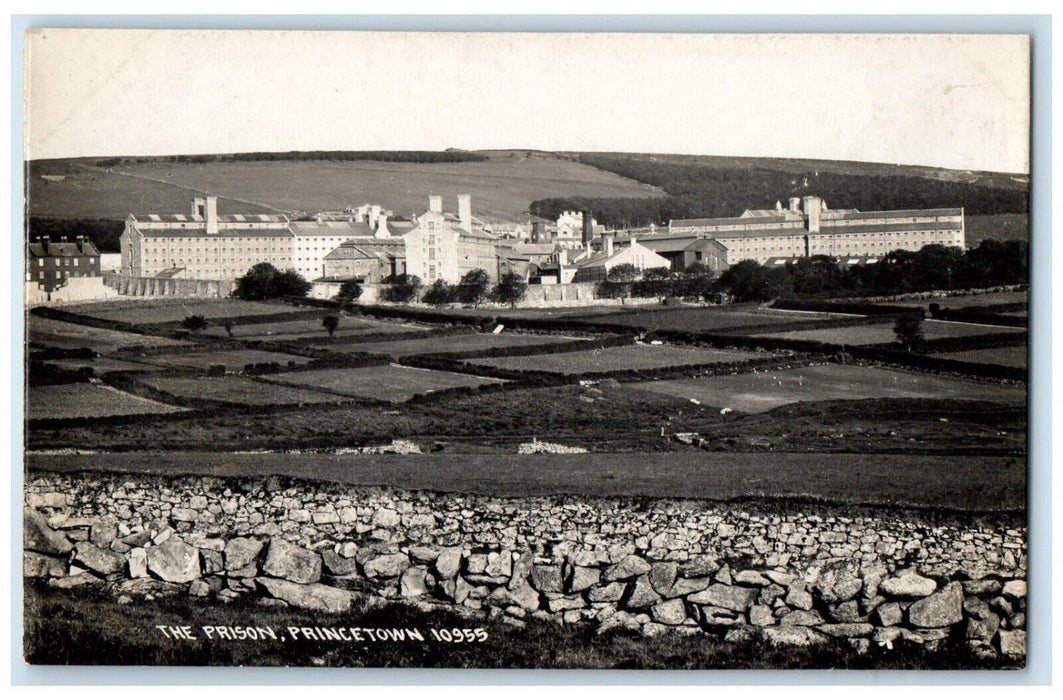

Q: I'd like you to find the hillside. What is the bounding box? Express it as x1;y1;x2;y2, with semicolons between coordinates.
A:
25;153;663;221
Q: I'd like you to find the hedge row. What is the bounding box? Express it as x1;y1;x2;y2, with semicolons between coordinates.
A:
27;362;95;387
28;346;97;361
931;308;1028;328
643;329;1027;382
288;325;476;348
147;308;331;333
241;353;391;376
721;314;902;337
409;334;637;362
771;298;923;316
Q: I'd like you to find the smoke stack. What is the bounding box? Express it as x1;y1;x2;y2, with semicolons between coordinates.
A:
458;194;472;232
604;233;614;257
205;196;219;234
429;195;443;214
788;197;801;214
582;211;594;247
375;214;389;239
803;196;822;234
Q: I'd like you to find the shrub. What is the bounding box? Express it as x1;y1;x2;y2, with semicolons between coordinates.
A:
322;314;340;338
894;313;927;353
456;269;492;307
422;280;457;308
181;315;209;333
334;280;363;306
493;273;528;307
381;274;423;304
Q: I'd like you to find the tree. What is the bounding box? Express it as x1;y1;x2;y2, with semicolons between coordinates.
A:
456;269;492;306
222;320;235;337
322;314;340;338
894;313;926;353
493;272;528;307
606;263;640;283
422;279;456;308
181;314;208;333
233;263;311;300
334;279;363;306
381;274;422;304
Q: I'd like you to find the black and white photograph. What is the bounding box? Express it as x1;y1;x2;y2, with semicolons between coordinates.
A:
19;27;1034;672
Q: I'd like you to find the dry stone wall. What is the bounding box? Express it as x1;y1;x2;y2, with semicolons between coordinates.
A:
24;471;1026;660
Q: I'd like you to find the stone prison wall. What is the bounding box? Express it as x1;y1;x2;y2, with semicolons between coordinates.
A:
24;471;1027;660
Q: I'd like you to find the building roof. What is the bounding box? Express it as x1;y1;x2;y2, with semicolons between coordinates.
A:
128;213;289;224
131;224;294;239
818;221;963;235
153;266;187;278
510;243;556;256
290;221;375;237
28;240;100;257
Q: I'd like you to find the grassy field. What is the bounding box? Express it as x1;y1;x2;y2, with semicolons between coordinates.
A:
754;319;1025;346
62;298;303;325
26;384;187;420
137;374;342;406
201;317;427;341
25;582;1015;669
27;449;1026;511
26;160;278;218
143;349;314;372
27;316;188;353
28;154;663;221
636;363;1027;414
319;332;580;358
567;307;839;332
930;347;1028;369
467;344;772;374
262;364;506;401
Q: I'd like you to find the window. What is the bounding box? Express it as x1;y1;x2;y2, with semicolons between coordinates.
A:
38;259;43;267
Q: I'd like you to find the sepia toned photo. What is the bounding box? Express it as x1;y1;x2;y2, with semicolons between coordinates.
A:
20;28;1031;671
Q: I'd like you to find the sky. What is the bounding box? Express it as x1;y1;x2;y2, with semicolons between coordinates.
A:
24;30;1030;173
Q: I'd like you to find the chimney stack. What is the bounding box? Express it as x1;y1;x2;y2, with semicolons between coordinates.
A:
604;233;614;257
458;194;472;232
429;195;443;214
192;197;206;218
788;197;801;214
205;196;219;234
369;205;381;228
582;211;594;247
375;214;389;239
803;196;822;234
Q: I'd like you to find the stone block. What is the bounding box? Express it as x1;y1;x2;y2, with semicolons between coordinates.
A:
262;538;322;585
146;538;201;583
908;582;963;628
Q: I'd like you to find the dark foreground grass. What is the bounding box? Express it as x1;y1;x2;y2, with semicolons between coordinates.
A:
28;449;1026;513
23;582;1019;670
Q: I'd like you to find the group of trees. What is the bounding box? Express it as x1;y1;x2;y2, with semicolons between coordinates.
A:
233;263;312;301
27;218;125;253
530;156;1028;229
596;263;718;301
420;269;529;308
714;241;1028;303
94;151;488;168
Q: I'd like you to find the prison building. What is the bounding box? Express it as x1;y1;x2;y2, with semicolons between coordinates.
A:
321;239;407;282
404;195;501;284
120;198;294;279
120;196;411;281
649;196;965;266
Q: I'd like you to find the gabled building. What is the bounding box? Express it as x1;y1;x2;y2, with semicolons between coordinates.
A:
27;236;101;288
570;234;671;284
404;195;500;284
